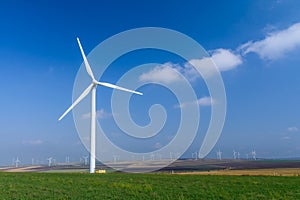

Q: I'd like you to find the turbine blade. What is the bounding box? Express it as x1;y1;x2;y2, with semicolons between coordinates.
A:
58;84;94;121
77;37;95;81
96;81;143;95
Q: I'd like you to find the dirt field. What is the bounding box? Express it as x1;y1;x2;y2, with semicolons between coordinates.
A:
2;159;300;175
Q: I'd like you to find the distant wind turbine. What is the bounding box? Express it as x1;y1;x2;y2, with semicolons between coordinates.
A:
65;156;70;164
169;152;173;160
192;151;198;160
113;155;119;164
47;157;53;167
216;150;222;160
83;156;89;166
251;150;256;160
150;153;155;161
233;150;237;159
58;38;143;173
15;157;21;168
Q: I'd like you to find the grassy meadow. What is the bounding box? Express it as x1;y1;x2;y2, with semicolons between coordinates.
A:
0;172;300;199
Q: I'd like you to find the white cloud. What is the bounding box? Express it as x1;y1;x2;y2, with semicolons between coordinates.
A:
175;96;213;108
22;140;43;145
139;49;242;84
287;127;299;132
209;48;242;71
187;58;216;77
139;62;201;83
139;22;300;85
241;22;300;60
82;108;112;119
187;49;242;77
196;96;214;106
139;63;182;84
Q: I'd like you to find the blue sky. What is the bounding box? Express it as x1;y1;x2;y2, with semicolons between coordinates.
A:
1;0;300;165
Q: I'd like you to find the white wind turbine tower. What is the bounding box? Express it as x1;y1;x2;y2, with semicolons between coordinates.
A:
65;156;70;164
83;156;89;166
251;150;256;160
216;150;222;160
169;152;173;160
150;153;155;161
192;151;198;160
58;38;143;173
233;150;237;160
113;155;119;164
15;157;21;168
47;157;53;167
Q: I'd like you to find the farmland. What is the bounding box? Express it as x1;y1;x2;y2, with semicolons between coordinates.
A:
0;172;300;199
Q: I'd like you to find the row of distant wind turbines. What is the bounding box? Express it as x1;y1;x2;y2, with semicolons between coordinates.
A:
12;152;180;168
12;149;257;168
191;150;257;160
12;156;90;168
11;152;184;168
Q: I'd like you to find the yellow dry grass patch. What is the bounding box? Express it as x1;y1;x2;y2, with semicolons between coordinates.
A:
177;168;300;176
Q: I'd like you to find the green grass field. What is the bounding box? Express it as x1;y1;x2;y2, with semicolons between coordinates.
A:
0;172;299;199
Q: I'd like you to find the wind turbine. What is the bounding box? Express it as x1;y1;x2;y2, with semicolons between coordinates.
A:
58;38;143;173
66;156;71;164
113;155;119;164
169;152;173;160
233;150;237;159
216;150;222;160
83;156;89;165
53;158;56;166
192;151;198;160
150;153;155;161
251;150;256;160
47;157;53;167
15;157;21;168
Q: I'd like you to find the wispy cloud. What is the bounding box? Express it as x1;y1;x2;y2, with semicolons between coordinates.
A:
287;127;299;132
240;22;300;60
175;96;214;108
196;96;214;106
281;136;291;140
82;108;112;119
